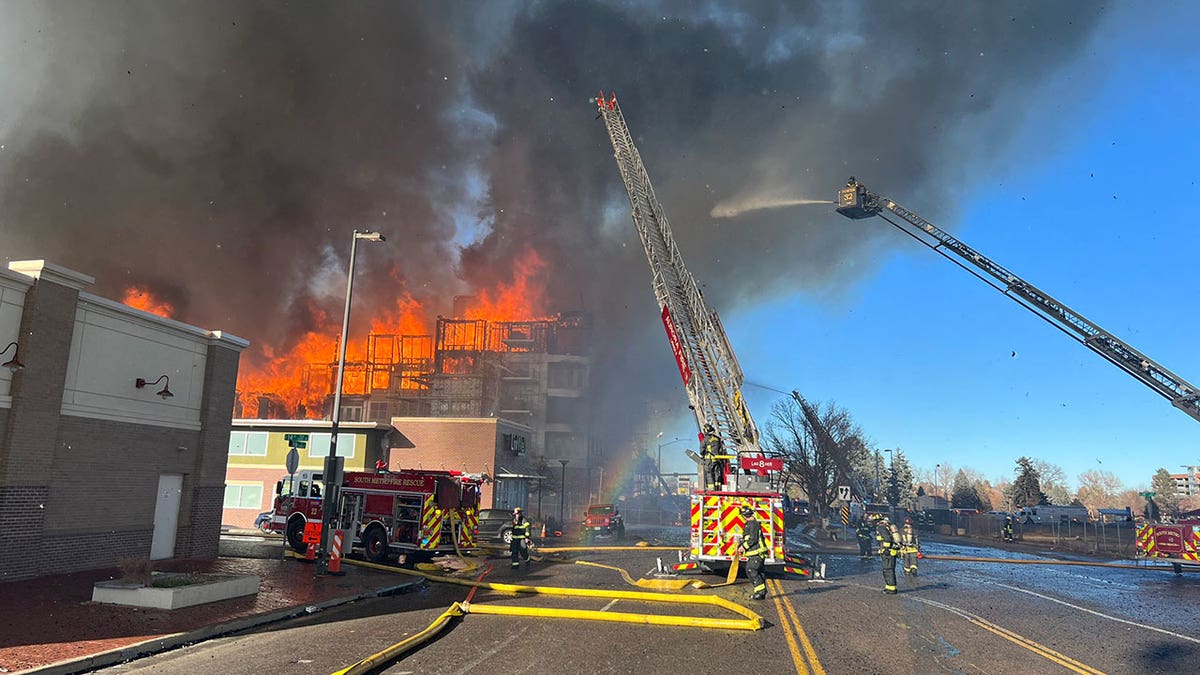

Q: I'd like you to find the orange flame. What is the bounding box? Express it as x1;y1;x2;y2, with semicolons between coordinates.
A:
234;248;552;419
461;248;550;321
122;286;175;319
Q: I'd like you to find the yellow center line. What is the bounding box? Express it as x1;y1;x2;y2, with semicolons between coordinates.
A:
772;579;827;675
967;616;1106;675
915;593;1106;675
767;578;809;675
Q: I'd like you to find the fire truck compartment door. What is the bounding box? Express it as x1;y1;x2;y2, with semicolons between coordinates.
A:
461;482;480;509
436;478;460;509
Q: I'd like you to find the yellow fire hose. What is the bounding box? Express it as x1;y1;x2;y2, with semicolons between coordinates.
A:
574;556;742;590
924;553;1187;572
332;602;466;675
333;556;763;673
344;555;762;625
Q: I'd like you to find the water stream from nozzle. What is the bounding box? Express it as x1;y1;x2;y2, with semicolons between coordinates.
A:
710;197;834;219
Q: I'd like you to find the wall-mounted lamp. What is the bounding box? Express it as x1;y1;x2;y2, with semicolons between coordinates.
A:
1;342;24;373
135;374;174;399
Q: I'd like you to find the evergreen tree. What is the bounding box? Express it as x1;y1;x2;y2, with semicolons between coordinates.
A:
951;470;983;510
1151;468;1181;518
885;451;916;508
1011;456;1047;507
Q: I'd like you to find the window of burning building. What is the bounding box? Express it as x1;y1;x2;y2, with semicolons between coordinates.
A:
545;431;584;460
547;362;587;390
545;396;584;424
366;400;392;421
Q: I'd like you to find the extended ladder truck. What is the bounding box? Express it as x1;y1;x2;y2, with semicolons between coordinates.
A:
836;179;1200;569
595;91;813;578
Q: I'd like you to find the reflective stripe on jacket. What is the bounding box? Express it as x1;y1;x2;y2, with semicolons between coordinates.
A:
742;518;769;557
512;518;530;539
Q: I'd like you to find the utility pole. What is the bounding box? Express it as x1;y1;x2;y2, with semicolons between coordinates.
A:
317;229;385;576
558;459;569;528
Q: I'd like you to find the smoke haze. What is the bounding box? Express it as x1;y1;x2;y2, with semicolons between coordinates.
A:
0;1;1111;455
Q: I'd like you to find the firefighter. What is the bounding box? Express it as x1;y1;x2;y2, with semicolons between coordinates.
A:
856;516;875;560
701;424;726;490
737;505;768;600
510;507;532;568
876;514;900;594
1002;516;1015;543
899;517;920;577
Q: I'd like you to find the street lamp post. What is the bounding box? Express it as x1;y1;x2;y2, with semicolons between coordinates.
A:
558;459;569;528
656;437;689;494
884;448;896;506
317;229;385;576
934;463;941;506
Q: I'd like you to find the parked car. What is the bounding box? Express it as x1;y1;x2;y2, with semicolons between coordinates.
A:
254;511;272;534
582;503;625;541
475;508;517;544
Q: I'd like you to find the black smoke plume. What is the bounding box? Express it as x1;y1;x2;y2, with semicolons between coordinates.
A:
0;1;1109;457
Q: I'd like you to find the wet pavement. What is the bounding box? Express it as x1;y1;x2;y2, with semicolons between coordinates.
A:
0;542;419;674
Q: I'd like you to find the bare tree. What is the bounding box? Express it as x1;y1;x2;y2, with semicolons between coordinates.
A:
762;393;868;517
1031;458;1072;505
1076;469;1124;516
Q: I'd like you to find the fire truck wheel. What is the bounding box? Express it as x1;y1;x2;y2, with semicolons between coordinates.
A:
364;526;390;564
501;528;513;545
286;519;306;554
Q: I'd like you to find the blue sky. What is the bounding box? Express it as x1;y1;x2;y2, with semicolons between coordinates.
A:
664;5;1200;491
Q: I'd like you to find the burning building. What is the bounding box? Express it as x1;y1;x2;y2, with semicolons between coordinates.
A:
234;305;594;503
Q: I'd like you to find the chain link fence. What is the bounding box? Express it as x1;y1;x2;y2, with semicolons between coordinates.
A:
931;513;1137;557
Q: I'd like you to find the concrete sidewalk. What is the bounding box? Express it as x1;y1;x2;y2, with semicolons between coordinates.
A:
0;552;422;674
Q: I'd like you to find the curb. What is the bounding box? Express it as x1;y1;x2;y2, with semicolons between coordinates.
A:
24;579;425;675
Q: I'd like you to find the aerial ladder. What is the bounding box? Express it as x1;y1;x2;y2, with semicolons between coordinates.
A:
596;91;813;577
836;178;1200;424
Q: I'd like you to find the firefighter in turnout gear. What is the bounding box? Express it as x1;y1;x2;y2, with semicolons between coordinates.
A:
701;424;726;490
510;507;531;567
1002;516;1015;542
876;514;901;594
856;516;875;560
899;517;920;577
738;505;768;600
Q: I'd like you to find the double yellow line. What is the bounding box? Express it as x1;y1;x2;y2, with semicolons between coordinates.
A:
767;578;825;675
918;595;1105;675
965;614;1105;674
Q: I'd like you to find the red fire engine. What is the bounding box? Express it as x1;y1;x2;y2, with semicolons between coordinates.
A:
269;468;481;564
1135;520;1200;574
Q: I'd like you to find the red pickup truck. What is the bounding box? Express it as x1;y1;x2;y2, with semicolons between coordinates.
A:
583;503;625;541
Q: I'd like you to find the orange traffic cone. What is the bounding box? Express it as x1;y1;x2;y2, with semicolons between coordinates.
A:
541;522;547;538
305;541;317;561
328;530;345;575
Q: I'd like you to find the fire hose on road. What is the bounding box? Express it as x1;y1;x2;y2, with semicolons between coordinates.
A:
921;553;1187;572
332;540;764;674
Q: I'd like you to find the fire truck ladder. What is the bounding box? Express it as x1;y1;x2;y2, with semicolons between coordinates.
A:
596;91;761;455
836;178;1200;424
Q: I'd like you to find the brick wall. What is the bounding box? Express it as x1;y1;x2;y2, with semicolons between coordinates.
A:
0;265;245;581
0;485;49;581
389;418;538;509
1;277;78;485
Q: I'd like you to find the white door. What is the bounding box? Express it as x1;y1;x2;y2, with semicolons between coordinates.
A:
151;473;184;560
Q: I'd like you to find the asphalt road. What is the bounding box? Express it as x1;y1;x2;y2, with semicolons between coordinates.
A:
97;532;1200;674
